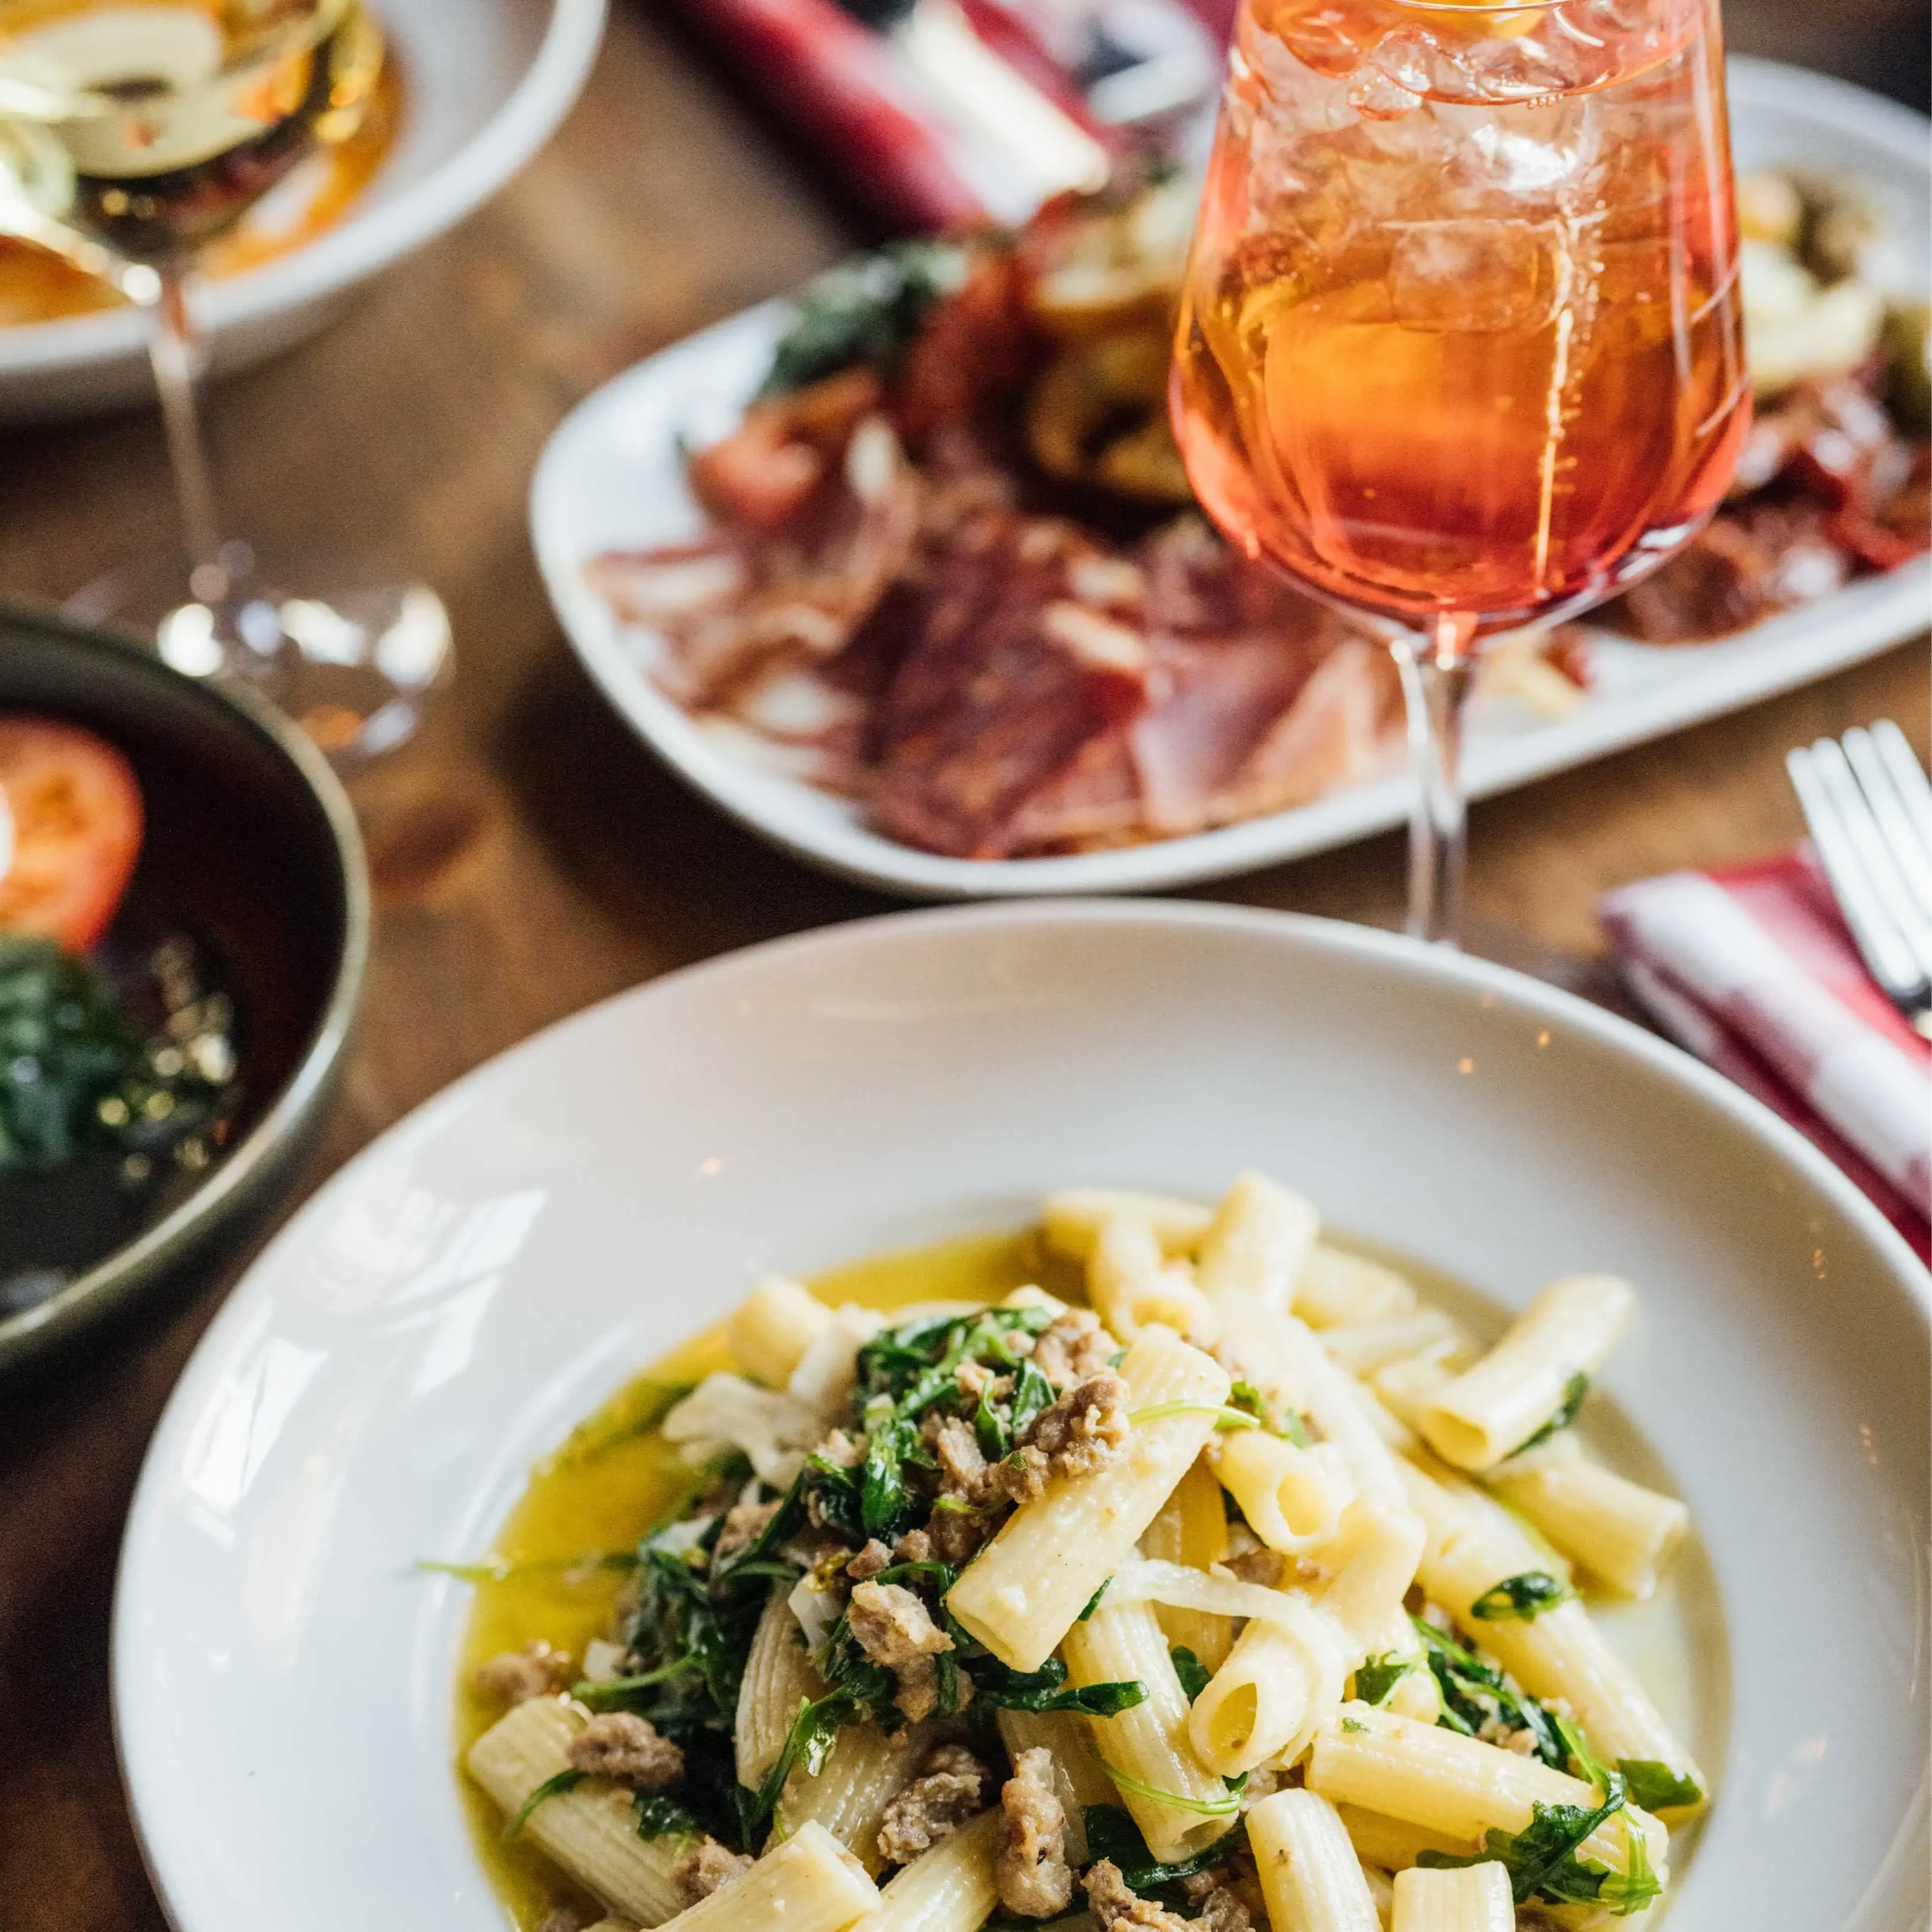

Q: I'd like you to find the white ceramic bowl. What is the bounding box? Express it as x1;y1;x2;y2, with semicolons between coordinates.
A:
112;904;1929;1929
0;0;607;422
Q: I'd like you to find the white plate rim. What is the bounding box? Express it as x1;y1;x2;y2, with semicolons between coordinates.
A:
108;898;1931;1931
0;0;609;379
530;57;1932;902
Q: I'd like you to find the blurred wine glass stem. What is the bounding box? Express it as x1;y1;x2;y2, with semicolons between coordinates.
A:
140;267;229;604
1392;612;1478;947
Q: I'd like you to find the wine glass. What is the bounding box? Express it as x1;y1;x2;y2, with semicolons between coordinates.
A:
1171;0;1748;942
0;0;449;764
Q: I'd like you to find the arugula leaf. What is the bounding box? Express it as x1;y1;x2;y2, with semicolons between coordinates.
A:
1009;1358;1055;1439
1082;1805;1244;1892
761;240;969;397
1412;1616;1565;1770
1510;1372;1590;1457
1597;1825;1665;1915
634;1793;702;1840
1618;1760;1703;1812
1418;1788;1626;1908
1352;1653;1416;1708
503;1767;585;1841
1227;1379;1312;1447
1470;1571;1575;1622
1078;1578;1110;1622
734;1689;861;1843
967;1652;1146;1717
1170;1646;1211;1701
1098;1759;1240;1816
860;1395;920;1542
573;1656;701;1712
1129;1401;1261;1432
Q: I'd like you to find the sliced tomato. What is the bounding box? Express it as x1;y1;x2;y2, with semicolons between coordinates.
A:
0;714;144;952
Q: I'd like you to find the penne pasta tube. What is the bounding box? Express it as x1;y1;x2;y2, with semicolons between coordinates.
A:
1485;1437;1690;1600
1319;1313;1463;1378
1335;1804;1479;1872
1307;1704;1667;1884
466;1696;685;1925
1215;1431;1355;1555
1295;1247;1419;1331
1215;1302;1426;1645
1363;1864;1397;1931
1065;1598;1235;1863
1044;1188;1214;1259
1188;1590;1349;1776
1399;1461;1702;1802
730;1276;831;1389
1090;1215;1217;1343
1139;1455;1233;1671
1368;1356;1455;1436
737;1587;828;1788
947;1327;1229;1671
780;1722;932;1873
851;1807;1002;1932
1246;1788;1382;1932
997;1709;1116;1866
1390;1863;1514;1932
659;1821;878;1931
1351;1612;1441;1727
1417;1275;1634;1472
1195;1172;1320;1311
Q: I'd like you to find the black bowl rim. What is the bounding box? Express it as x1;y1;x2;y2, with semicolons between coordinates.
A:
0;606;370;1378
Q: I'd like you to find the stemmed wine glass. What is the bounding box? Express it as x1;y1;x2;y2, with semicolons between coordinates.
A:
0;0;448;763
1171;0;1748;942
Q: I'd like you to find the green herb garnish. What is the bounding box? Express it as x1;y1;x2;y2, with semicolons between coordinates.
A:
1618;1760;1703;1812
1510;1373;1591;1457
1081;1806;1244;1894
1470;1571;1575;1622
502;1768;584;1841
1098;1760;1240;1817
1352;1653;1416;1708
634;1793;703;1840
1170;1646;1211;1701
761;240;969;397
1412;1616;1565;1770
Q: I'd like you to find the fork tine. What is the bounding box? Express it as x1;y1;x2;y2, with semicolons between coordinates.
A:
1788;744;1926;999
1809;737;1932;982
1843;726;1932;919
1868;719;1932;865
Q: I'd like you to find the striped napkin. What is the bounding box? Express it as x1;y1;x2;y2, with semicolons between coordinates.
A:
1600;855;1932;1260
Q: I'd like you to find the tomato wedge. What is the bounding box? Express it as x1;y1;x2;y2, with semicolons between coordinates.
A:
0;715;144;953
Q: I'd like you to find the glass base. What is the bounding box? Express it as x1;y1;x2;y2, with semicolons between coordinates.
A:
64;542;451;767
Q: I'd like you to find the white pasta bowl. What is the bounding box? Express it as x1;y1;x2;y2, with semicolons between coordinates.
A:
111;904;1928;1930
0;0;607;422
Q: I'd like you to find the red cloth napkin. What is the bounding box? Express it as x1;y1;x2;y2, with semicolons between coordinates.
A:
665;0;1227;230
1600;854;1932;1261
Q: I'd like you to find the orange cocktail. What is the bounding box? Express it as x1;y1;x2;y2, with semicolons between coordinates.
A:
1171;0;1747;936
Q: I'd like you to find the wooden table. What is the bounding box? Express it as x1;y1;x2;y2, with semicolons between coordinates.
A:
0;5;1924;1922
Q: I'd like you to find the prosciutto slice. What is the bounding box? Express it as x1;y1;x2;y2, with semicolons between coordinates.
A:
870;515;1153;857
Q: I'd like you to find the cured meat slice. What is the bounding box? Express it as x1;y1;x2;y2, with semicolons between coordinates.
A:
871;518;1152;857
588;413;922;707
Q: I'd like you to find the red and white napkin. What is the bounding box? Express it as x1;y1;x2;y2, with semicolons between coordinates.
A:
1600;855;1932;1260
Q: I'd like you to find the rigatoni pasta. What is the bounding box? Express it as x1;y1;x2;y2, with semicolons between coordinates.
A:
450;1171;1705;1932
1246;1788;1381;1932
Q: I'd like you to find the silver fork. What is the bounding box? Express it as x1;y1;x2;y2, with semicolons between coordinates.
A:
1787;719;1932;1041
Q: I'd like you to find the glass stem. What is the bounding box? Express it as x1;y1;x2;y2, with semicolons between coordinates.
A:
1393;612;1479;947
142;265;230;600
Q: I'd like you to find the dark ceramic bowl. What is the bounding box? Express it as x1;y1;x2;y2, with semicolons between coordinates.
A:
0;605;367;1384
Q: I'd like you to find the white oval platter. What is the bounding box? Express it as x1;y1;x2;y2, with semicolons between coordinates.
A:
531;59;1932;900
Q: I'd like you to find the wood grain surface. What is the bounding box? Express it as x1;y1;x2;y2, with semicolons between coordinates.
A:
0;3;1924;1922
